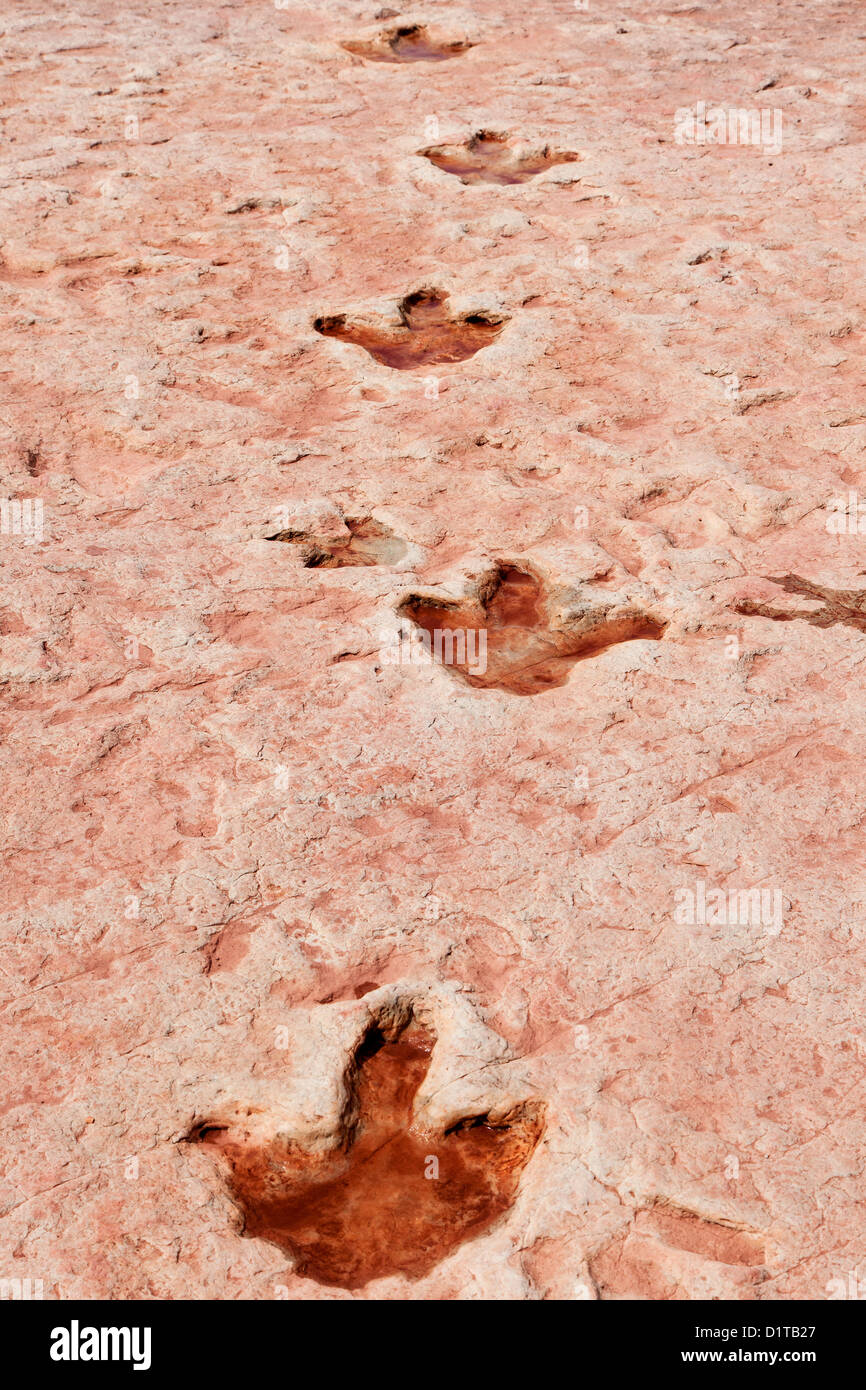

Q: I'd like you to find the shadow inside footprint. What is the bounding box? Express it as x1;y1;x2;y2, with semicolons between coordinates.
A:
401;564;666;695
315;290;506;370
343;25;475;63
420;131;581;185
267;516;407;568
194;1026;542;1289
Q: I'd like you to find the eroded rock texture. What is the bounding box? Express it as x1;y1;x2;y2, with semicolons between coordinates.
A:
2;0;866;1302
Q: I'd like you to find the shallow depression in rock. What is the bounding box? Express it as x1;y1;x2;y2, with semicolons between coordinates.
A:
315;290;506;370
401;565;667;695
197;1028;541;1289
420;132;580;185
343;25;475;63
267;517;407;568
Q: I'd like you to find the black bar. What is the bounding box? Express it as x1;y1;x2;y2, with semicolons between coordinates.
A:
3;1299;857;1376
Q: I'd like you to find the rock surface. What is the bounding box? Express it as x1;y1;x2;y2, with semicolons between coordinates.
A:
2;0;866;1300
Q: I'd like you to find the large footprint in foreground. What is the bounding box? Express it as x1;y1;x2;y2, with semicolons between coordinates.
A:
188;983;543;1289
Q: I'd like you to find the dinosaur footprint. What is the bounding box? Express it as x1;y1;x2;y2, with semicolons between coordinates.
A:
342;25;475;64
589;1207;767;1299
420;130;581;186
734;573;866;634
189;985;543;1289
267;515;407;568
315;289;507;370
399;563;666;695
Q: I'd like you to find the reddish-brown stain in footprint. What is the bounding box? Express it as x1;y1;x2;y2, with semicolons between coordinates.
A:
420;131;581;185
401;564;666;696
343;25;475;63
315;290;506;370
195;1027;542;1289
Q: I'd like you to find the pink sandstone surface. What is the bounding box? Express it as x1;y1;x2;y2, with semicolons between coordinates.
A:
2;0;866;1301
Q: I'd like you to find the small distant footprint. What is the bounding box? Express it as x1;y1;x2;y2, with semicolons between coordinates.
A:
267;516;407;568
342;24;475;64
315;289;507;370
420;130;581;185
